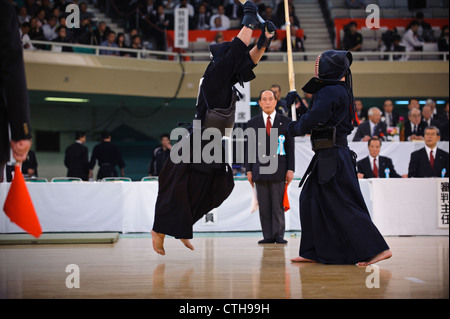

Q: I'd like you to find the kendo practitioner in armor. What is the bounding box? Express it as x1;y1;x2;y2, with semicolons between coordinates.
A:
152;1;277;255
286;51;392;266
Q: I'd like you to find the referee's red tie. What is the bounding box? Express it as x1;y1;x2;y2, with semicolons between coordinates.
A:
430;150;435;169
373;158;379;178
266;116;272;135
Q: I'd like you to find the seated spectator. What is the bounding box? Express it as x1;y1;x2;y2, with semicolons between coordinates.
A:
194;3;210;30
425;98;446;125
28;17;44;41
211;31;224;44
437;25;449;60
353;107;387;141
281;16;306;57
19;22;35;50
176;0;195;18
100;31;119;56
402;98;420;118
380;31;406;61
402;20;424;59
22;148;38;178
75;17;94;45
149;133;172;176
79;1;96;24
408;126;449;178
58;16;75;43
421;105;441;128
343;21;363;52
382;99;400;128
261;6;279;27
225;0;243;21
93;21;110;46
18;6;31;25
53;26;73;52
270;84;288;116
415;11;434;43
210;5;230;31
36;8;47;29
404;108;427;141
355;99;367;124
150;4;173;50
357;137;401;179
42;15;58;41
130;35;143;55
346;0;367;9
116;32;129;56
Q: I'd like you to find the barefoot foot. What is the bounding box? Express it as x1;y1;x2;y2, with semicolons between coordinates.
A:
151;230;166;255
180;238;194;251
290;256;316;263
357;249;392;266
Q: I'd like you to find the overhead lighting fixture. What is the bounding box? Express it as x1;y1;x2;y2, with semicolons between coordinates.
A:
44;97;89;103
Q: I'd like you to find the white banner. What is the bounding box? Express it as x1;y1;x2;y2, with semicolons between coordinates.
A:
438;179;449;229
174;8;189;48
234;82;251;123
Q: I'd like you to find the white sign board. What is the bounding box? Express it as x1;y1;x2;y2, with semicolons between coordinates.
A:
174;8;189;49
234;82;251;124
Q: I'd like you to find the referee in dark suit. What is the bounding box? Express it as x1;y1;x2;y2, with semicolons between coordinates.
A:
246;90;295;244
0;0;32;182
357;137;401;179
64;132;89;181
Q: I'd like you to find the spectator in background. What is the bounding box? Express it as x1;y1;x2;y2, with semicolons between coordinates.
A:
128;34;143;58
402;98;420;118
65;131;89;181
402;20;424;59
176;0;195;18
261;6;279;27
281;16;305;57
421;105;441;128
79;1;95;24
211;16;227;31
28;16;44;45
270;84;288;116
357;137;401;179
42;15;58;41
440;101;449;141
408;126;449;178
53;26;73;52
343;21;363;52
100;31;119;56
93;21;110;46
36;8;47;29
25;0;40;18
149;134;172;176
89;130;125;180
438;25;449;60
18;6;31;25
149;4;173;51
210;5;230;31
382;99;399;128
425;98;446;124
225;0;243;21
404;108;426;141
22;148;38;178
19;22;35;50
75;17;94;44
115;32;129;56
194;3;210;30
355;99;367;124
353;107;387;141
415;11;434;42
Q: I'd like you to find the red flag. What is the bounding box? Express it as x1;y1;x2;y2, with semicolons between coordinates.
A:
3;165;42;238
283;184;290;212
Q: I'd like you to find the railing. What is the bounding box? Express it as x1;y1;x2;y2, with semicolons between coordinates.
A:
28;40;449;62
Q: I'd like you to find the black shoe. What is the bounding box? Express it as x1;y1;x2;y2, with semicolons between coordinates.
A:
275;238;288;244
258;238;275;244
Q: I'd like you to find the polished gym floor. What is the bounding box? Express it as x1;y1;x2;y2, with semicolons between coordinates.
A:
0;234;448;299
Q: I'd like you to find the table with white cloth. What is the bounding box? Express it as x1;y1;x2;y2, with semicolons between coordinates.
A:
0;178;448;236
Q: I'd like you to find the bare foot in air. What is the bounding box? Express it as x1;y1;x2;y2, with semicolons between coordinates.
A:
180;238;194;251
151;230;166;255
357;249;392;266
290;256;316;263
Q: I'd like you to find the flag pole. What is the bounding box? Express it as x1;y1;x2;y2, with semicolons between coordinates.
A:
283;0;297;121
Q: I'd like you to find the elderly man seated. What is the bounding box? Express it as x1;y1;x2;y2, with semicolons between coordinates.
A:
353;107;387;142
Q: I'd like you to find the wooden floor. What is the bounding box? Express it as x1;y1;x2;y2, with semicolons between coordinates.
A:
0;234;448;299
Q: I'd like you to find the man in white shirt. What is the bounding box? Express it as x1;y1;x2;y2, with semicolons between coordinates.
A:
210;5;230;31
402;21;424;60
42;15;58;41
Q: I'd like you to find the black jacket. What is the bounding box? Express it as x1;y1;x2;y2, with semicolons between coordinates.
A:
357;155;401;178
245;112;295;182
352;120;387;141
65;142;89;180
0;0;32;165
408;147;449;178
